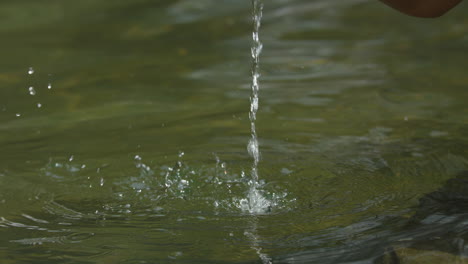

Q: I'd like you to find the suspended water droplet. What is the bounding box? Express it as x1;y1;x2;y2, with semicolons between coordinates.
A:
37;103;42;108
180;179;188;185
28;87;36;96
28;67;34;75
47;83;52;89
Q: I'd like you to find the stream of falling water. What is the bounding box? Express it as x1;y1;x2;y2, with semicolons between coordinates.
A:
242;0;272;263
239;0;271;215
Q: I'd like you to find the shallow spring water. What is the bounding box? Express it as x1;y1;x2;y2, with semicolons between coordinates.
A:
1;0;468;263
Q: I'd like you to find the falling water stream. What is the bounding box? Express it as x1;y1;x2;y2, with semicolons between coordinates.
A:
243;1;272;263
240;0;273;216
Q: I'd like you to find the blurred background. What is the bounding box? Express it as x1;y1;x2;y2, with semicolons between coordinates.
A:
0;0;467;263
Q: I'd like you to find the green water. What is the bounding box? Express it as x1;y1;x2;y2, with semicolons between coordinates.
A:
1;0;468;263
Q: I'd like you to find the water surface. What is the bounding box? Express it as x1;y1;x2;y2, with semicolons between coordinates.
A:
1;0;468;263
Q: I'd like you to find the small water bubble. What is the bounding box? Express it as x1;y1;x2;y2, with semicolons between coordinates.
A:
28;87;36;96
15;113;21;117
134;155;142;161
37;103;42;108
47;83;52;89
28;67;34;75
178;151;184;158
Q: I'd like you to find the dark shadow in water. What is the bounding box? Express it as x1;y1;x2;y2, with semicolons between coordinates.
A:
276;171;468;264
375;170;468;263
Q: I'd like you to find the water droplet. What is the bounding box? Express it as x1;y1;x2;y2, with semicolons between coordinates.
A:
28;67;34;75
37;103;42;108
15;113;21;117
178;151;184;158
28;87;36;96
134;155;142;161
47;83;52;89
180;179;189;185
100;177;104;187
69;155;74;162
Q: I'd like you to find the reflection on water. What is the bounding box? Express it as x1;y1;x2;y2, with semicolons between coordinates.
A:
0;0;468;263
